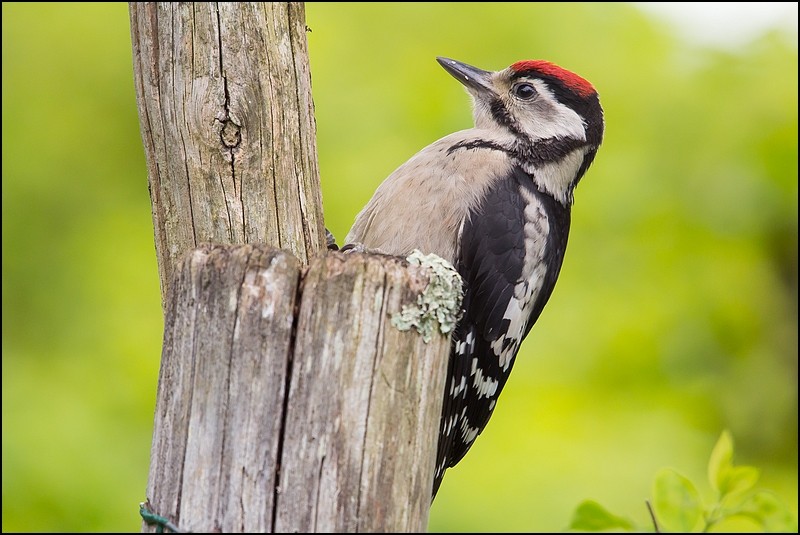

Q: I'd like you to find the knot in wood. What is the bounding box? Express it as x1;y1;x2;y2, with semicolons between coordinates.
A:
221;119;241;148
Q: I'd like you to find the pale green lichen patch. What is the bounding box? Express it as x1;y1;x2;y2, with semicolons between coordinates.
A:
391;250;463;342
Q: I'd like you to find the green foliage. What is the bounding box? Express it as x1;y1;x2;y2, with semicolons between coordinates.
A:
569;431;798;532
2;3;797;532
652;469;704;532
570;501;636;532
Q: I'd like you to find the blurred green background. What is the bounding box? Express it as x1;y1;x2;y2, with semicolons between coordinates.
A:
2;2;797;532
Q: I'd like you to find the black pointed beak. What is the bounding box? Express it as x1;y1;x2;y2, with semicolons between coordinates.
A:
436;57;494;97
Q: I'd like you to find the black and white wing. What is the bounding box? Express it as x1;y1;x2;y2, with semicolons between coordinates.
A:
433;165;571;496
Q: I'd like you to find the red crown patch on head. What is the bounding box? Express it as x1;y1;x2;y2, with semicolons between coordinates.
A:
511;60;595;98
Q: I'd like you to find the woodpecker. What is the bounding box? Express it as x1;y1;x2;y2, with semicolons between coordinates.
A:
343;57;604;497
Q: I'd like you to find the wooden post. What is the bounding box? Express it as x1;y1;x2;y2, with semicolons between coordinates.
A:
276;253;451;532
130;2;324;302
145;244;300;533
130;3;459;532
145;245;452;532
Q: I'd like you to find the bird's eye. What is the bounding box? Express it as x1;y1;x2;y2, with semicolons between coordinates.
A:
514;83;537;100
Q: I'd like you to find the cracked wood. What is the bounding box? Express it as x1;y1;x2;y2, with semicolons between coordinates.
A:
145;245;450;532
129;2;325;304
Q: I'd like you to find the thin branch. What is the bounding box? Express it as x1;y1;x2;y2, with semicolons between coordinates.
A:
645;500;660;533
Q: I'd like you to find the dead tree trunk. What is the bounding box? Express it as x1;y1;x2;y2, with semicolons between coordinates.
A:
130;3;457;532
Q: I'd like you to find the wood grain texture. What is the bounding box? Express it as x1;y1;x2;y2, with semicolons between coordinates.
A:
145;247;451;532
275;253;450;532
145;244;300;532
129;2;324;303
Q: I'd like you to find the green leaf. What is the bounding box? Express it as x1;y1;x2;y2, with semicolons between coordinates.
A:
737;490;799;532
708;430;734;494
719;465;760;501
653;468;703;532
568;500;636;532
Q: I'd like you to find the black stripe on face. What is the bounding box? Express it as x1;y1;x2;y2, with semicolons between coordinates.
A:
447;135;588;171
446;139;507;155
517;136;587;167
489;97;528;140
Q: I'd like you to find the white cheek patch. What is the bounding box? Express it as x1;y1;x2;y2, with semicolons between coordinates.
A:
522;80;587;141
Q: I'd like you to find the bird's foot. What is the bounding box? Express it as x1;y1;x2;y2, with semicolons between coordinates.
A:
325;228;339;251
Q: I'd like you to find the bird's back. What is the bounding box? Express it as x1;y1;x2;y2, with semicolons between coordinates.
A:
345;129;514;262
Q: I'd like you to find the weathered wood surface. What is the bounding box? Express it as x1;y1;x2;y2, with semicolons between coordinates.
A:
144;244;451;532
276;253;449;532
129;2;324;302
145;244;300;532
